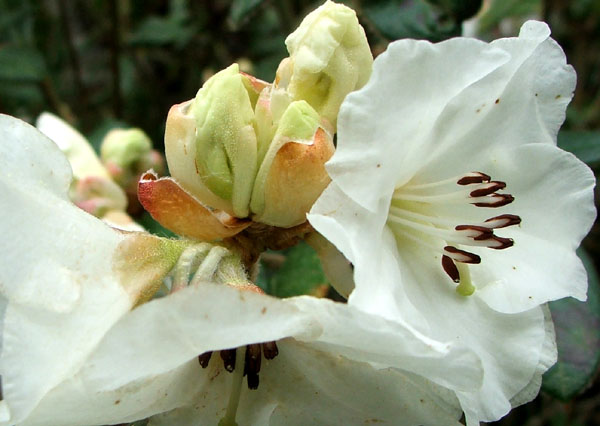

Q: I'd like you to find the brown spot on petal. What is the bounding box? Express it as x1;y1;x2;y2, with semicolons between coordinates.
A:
138;172;250;241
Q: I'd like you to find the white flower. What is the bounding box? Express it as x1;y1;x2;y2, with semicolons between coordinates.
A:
0;114;484;425
309;21;596;424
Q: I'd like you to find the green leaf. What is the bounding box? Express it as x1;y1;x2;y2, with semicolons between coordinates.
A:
229;0;265;28
260;242;329;298
362;0;461;42
542;249;600;401
557;130;600;169
0;46;46;82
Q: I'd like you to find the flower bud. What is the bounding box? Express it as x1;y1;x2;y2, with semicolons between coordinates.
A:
280;0;373;130
100;128;164;189
251;100;334;227
165;64;260;218
160;63;334;234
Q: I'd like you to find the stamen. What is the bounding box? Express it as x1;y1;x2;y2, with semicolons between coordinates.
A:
220;348;237;372
262;341;279;359
198;351;213;368
389;170;520;295
472;194;514;208
457;172;491;185
483;214;521;229
442;255;460;283
444;246;481;264
469;181;506;197
244;343;262;390
454;225;494;241
487;236;514;250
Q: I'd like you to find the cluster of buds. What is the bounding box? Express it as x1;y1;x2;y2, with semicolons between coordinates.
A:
139;1;373;240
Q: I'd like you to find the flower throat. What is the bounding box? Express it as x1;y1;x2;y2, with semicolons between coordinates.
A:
387;172;521;295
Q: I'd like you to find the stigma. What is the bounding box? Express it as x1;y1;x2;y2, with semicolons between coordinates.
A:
387;171;521;295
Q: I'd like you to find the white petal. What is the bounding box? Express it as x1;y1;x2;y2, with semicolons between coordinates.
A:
327;37;510;211
327;21;575;212
35;112;110;181
149;340;464;426
81;282;481;394
0;116;131;423
290;296;482;392
508;304;557;409
416;22;576;184
390;243;548;423
309;183;431;332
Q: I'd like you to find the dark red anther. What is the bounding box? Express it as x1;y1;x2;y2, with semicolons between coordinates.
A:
246;371;259;390
457;172;491;185
455;225;494;241
488;236;514;250
469;181;506;197
198;351;213;368
244;344;262;390
442;255;460;283
484;214;522;228
246;343;262;375
220;349;237;372
473;194;514;208
262;341;279;360
444;246;481;264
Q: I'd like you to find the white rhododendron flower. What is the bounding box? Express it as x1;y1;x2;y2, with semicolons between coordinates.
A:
0;115;485;425
309;21;596;424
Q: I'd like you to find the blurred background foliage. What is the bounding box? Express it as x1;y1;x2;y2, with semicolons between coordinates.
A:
1;0;599;424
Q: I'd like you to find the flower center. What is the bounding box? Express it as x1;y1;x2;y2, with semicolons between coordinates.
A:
387;172;521;296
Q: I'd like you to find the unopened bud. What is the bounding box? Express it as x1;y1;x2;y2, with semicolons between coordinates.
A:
101;128;164;189
251;101;334;227
280;0;373;130
166;64;261;218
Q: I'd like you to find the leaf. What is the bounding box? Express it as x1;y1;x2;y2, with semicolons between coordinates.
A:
557;130;600;169
229;0;266;28
0;46;46;82
362;0;461;42
259;242;329;298
542;249;600;401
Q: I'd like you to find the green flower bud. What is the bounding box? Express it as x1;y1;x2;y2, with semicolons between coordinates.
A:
163;66;334;231
100;128;153;185
281;0;373;130
166;64;259;218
